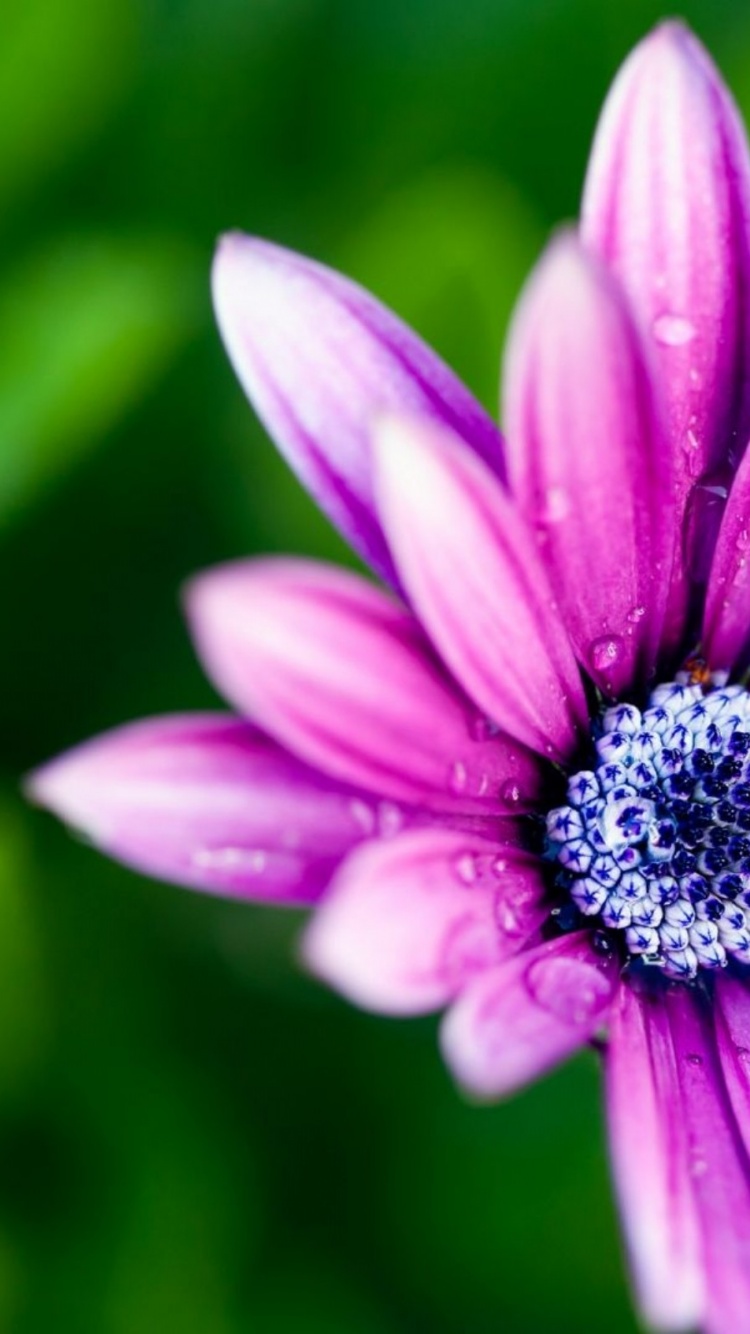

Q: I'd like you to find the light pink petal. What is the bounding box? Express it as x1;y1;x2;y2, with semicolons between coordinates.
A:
27;714;401;905
582;22;750;639
211;234;504;587
374;415;588;763
303;829;546;1016
440;932;617;1100
186;558;545;814
503;234;673;697
605;985;703;1331
667;986;750;1334
703;446;750;673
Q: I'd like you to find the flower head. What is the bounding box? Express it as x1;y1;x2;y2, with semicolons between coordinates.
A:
28;21;750;1333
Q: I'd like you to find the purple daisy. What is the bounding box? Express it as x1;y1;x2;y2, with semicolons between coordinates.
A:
28;20;750;1333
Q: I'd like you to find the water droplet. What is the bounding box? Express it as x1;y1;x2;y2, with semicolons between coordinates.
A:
193;847;267;874
736;1045;750;1065
492;856;507;876
653;313;696;346
469;715;500;742
738;529;750;552
500;780;521;806
453;852;478;885
449;760;468;794
686;1052;703;1067
348;799;376;835
689;366;703;387
627;605;646;624
588;636;625;674
524;955;611;1025
539;485;570;524
682;427;702;477
377;801;403;838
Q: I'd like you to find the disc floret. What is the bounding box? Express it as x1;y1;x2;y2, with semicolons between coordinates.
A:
546;679;750;979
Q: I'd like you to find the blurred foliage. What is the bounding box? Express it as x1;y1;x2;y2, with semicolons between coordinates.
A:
3;0;750;1330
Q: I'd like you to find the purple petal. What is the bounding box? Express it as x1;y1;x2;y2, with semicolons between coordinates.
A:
374;415;588;763
666;986;750;1334
27;714;402;904
582;22;750;637
605;986;704;1330
703;446;750;673
440;932;617;1100
211;234;504;587
302;829;546;1016
186;558;545;814
503;234;673;697
714;976;750;1155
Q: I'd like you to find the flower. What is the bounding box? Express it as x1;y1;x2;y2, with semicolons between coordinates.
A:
27;20;750;1333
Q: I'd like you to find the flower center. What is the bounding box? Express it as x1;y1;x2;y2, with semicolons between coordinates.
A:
546;678;750;980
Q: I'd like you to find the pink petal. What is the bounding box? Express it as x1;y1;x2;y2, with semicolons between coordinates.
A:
703;446;750;673
582;22;750;639
27;714;401;904
440;932;617;1100
211;234;504;587
374;415;588;763
666;986;750;1334
714;975;750;1157
302;829;546;1016
186;558;545;814
605;985;703;1331
503;234;673;697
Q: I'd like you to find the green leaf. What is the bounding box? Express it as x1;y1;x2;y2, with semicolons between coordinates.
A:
0;236;200;529
0;0;136;213
337;165;544;414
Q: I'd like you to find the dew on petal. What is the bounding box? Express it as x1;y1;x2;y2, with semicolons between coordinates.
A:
588;635;625;674
652;313;696;346
448;760;468;794
453;852;478;885
500;779;521;806
539;485;570;524
193;846;268;874
524;955;611;1025
348;798;376;835
377;801;403;837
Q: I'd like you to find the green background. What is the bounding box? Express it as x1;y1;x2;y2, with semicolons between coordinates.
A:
0;0;743;1329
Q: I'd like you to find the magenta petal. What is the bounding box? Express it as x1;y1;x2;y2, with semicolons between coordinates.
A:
374;415;588;762
582;23;750;627
440;932;617;1100
667;987;750;1334
303;829;546;1016
605;986;703;1331
703;447;750;673
27;714;390;904
186;558;544;814
714;976;750;1155
504;234;673;697
211;234;504;587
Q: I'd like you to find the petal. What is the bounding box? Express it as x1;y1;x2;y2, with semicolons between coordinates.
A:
27;714;400;905
582;22;750;634
605;985;703;1331
713;975;750;1156
440;932;617;1100
702;446;750;673
667;986;750;1334
503;234;673;697
186;558;545;814
302;829;546;1016
211;233;504;587
374;415;588;763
